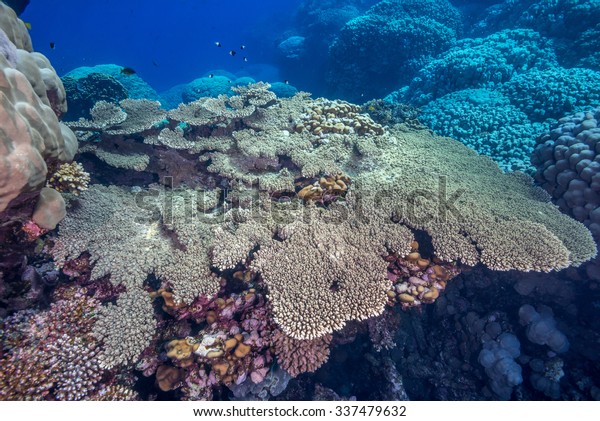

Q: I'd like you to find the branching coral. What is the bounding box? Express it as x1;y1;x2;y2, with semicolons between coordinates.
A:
272;330;332;377
48;162;90;195
355;129;596;271
0;287;104;400
92;286;157;369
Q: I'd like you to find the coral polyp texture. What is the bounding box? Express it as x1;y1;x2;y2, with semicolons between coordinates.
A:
0;3;77;233
252;209;414;339
52;87;596;351
4;0;600;401
0;287;113;400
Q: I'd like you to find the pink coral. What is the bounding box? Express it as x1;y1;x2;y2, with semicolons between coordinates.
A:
0;286;105;400
21;219;48;241
272;329;332;377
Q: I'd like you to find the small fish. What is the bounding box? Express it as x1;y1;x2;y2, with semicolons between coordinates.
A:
229;50;236;56
215;41;222;47
152;60;159;67
208;74;214;78
240;45;246;50
120;67;136;75
284;80;289;85
227;80;232;83
243;57;248;62
49;42;55;49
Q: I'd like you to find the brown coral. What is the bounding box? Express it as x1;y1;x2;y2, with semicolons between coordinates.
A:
156;365;185;392
272;330;332;377
297;173;350;204
47;162;90;195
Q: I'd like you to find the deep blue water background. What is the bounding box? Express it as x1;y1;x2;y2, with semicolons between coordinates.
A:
21;0;303;91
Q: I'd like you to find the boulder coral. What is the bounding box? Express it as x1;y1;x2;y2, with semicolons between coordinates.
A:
327;0;461;102
0;3;77;236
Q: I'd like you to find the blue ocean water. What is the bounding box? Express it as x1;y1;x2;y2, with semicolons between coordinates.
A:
21;0;303;91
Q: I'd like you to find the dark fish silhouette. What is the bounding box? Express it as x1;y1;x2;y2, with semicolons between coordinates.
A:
229;50;236;56
49;42;55;50
120;67;136;75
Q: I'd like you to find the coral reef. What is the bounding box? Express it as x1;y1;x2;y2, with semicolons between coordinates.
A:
294;99;384;138
62;64;161;102
0;34;76;213
62;72;129;121
519;304;570;354
252;210;414;339
531;107;600;279
0;5;78;294
0;287;107;400
419;89;548;172
272;330;332;377
389;29;557;107
478;333;523;400
296;173;350;205
386;241;460;309
327;0;461;102
500;67;600;123
470;0;600;71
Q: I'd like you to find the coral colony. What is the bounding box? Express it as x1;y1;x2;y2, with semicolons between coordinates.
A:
1;0;600;401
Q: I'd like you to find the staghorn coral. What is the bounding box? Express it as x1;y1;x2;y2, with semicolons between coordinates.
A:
272;330;332;377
